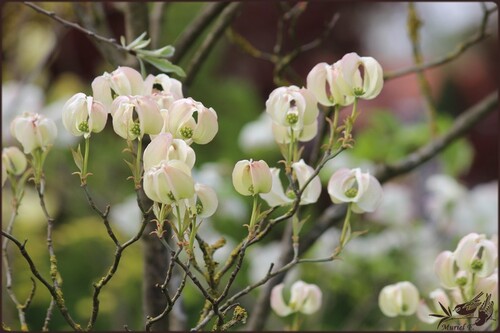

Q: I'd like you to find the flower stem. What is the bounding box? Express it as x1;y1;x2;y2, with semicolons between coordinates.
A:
328;105;340;149
82;136;90;184
248;195;259;234
135;139;143;188
400;317;406;331
339;203;352;248
291;312;301;331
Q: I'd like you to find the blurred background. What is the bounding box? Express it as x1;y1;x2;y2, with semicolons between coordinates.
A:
2;2;498;331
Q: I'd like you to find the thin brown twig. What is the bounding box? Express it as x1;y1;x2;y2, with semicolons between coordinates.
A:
184;2;242;87
172;2;230;64
2;201;33;331
1;231;82;331
42;298;55;331
82;185;119;246
145;248;184;331
407;2;438;137
384;5;496;80
24;2;132;55
86;209;150;330
35;183;64;330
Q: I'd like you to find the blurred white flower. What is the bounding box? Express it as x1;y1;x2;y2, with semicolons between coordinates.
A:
368;183;415;225
238;112;275;153
425;174;467;226
379;281;420;317
10;112;57;154
454;233;497;277
232;159;272;196
271;280;322;317
416;288;450;324
109;195;143;237
452;182;498;235
2;146;27;176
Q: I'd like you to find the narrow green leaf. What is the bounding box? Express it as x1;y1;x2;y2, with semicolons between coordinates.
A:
127;31;148;49
140;55;186;77
138;45;175;58
71;145;83;172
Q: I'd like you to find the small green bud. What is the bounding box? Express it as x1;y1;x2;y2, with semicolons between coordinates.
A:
471;259;483;272
456;276;468;287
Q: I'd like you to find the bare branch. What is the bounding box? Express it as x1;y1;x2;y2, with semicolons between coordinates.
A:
184;2;242;87
245;91;498;330
384;5;496;80
82;185;119;246
42;298;55;331
24;2;131;58
172;2;230;64
407;2;438;137
1;231;82;331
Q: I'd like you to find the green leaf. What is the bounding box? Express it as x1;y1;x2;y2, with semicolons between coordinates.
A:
139;55;186;77
126;31;148;49
123;159;136;178
71;145;83;172
138;45;175;58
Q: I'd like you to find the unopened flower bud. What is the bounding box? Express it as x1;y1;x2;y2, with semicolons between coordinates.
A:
379;281;419;317
10;112;57;154
232;159;272;196
2;147;27;176
271;280;322;317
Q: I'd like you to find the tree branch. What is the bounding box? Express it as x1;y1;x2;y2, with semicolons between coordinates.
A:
184;2;242;87
24;2;131;58
172;2;230;64
1;231;82;331
384;4;496;80
245;91;498;330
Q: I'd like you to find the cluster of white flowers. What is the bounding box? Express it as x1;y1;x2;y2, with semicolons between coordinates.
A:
61;66;219;238
233;53;384;216
379;232;498;327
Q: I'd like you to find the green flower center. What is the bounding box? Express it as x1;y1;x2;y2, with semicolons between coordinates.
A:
180;126;193;139
196;203;203;215
471;259;483;272
167;192;176;201
78;121;90;133
286;113;299;125
353;87;365;96
345;188;358;198
131;122;141;136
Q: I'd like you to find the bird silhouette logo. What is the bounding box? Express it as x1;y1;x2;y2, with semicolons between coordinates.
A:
475;293;494;327
454;291;484;315
429;292;496;330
